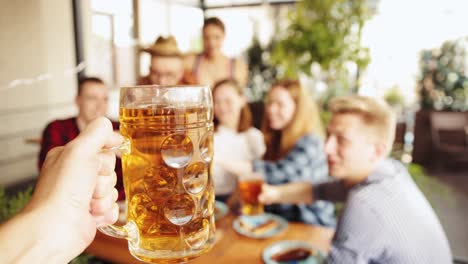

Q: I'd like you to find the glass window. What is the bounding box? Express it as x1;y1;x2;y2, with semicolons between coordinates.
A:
88;0;135;87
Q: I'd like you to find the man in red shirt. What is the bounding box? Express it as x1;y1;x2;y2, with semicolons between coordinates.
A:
38;77;125;200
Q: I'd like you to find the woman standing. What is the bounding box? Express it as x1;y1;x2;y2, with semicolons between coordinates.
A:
185;17;248;88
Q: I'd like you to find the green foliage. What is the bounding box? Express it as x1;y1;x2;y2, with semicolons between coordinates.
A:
384;85;405;107
319;110;332;127
246;35;278;101
271;0;371;88
407;163;454;208
417;38;468;111
0;186;100;264
0;186;33;222
69;254;103;264
389;146;453;208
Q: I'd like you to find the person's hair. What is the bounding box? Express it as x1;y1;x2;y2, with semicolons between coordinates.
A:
328;95;396;154
77;77;104;96
212;79;252;133
262;79;324;161
203;17;225;33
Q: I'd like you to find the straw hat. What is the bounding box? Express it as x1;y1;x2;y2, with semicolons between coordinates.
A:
141;36;182;57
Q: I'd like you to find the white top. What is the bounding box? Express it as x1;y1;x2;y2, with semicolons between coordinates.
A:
213;125;266;195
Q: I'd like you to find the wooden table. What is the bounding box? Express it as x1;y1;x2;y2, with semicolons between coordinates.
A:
86;215;334;264
24;137;42;145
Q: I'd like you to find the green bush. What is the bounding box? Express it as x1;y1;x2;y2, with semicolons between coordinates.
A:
407;163;453;207
0;186;33;222
0;186;101;264
384;85;405;107
270;0;372;100
417;38;468;111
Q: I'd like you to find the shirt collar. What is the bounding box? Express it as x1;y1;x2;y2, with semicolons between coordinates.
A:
352;159;399;189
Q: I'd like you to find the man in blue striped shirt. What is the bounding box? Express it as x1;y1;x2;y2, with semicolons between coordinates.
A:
260;96;452;263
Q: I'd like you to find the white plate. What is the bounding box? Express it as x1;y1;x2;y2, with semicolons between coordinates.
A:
232;213;288;239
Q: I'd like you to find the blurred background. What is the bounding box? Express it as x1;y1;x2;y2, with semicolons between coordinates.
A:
1;0;467;261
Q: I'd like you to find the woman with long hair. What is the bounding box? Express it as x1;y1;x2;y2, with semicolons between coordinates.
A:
212;79;265;202
217;80;335;227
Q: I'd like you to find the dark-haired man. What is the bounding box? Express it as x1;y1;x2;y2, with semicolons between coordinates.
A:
38;77;124;200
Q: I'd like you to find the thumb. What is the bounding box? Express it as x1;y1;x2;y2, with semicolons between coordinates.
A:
70;117;122;156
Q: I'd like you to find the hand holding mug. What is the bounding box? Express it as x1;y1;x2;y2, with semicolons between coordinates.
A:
0;117;122;264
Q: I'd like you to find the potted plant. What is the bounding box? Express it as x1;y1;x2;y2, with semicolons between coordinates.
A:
413;38;468;165
269;0;372;105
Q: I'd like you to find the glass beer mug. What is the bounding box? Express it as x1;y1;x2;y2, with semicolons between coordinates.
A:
99;85;215;263
238;174;264;216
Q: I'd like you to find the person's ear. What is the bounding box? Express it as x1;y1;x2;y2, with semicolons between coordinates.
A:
374;141;388;161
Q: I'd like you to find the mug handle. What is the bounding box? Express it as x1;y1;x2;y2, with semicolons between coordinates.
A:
98;224;130;239
97;139;134;241
98;221;138;242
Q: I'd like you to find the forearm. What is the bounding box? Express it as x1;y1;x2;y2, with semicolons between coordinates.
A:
275;182;314;204
217;159;253;177
0;207;68;264
312;181;348;202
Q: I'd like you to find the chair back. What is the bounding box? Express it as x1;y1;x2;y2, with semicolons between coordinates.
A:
430;112;468;148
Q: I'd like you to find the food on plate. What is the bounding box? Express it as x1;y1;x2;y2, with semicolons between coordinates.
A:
239;218;278;235
271;247;313;262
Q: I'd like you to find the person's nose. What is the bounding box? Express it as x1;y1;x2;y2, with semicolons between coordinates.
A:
266;103;277;117
208;39;217;48
324;136;336;156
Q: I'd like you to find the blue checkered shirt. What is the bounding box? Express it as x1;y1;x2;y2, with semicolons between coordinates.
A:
253;133;336;227
314;159;452;263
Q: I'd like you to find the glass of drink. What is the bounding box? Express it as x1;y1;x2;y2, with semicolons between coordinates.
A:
99;85;215;263
238;174;264;216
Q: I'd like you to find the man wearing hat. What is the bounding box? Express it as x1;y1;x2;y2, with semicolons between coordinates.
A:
138;36;195;86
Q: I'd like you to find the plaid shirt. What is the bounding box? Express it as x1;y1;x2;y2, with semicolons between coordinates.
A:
38;117;125;200
253;133;336;227
315;159;452;263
